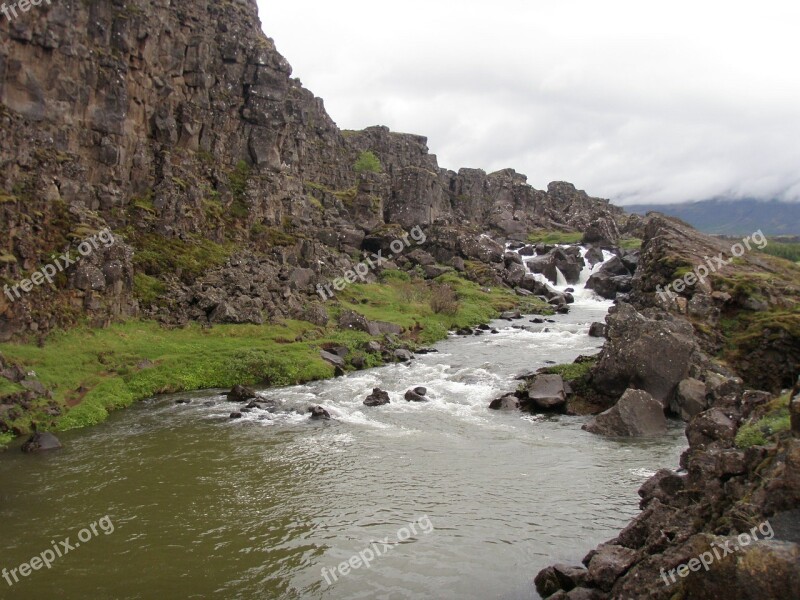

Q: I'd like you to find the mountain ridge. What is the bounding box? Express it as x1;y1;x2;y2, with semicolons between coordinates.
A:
622;198;800;235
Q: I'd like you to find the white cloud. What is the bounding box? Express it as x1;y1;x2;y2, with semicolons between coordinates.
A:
258;0;800;204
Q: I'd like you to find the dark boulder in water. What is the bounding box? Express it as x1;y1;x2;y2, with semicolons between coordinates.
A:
227;385;257;402
364;388;391;407
21;432;62;453
308;405;331;420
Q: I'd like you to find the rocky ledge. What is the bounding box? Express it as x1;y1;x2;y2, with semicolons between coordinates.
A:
534;216;800;598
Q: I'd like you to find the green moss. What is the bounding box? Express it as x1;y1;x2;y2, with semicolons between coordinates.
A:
736;393;792;448
527;230;583;245
133;273;167;305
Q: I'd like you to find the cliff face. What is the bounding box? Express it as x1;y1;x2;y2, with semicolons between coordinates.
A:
0;0;624;341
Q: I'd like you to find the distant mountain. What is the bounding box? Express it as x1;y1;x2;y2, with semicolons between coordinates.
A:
621;199;800;236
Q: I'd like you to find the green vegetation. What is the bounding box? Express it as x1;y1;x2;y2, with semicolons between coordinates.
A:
228;160;251;218
619;237;643;250
126;232;233;283
541;359;597;382
354;151;382;174
0;272;551;446
759;239;800;263
736;393;792;448
527;230;583;245
133;273;167;305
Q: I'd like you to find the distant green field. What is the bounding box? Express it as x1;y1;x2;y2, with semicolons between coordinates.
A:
527;230;583;245
760;239;800;263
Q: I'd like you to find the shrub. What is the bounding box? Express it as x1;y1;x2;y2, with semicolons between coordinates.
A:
354;151;382;174
429;283;460;315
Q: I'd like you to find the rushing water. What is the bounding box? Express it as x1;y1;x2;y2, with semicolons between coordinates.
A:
0;249;687;599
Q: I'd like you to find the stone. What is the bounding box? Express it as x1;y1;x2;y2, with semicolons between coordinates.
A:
320;350;346;369
394;349;414;362
21;432;62;453
527;374;567;411
583;389;667;437
671;377;708;421
586;543;638;591
534;564;588;597
405;389;428;402
227;385;257;402
489;394;520;410
308;406;331;420
364;388;391;407
588;322;606;338
685;408;737;449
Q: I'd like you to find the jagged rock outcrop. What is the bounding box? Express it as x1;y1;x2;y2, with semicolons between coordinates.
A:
0;2;628;340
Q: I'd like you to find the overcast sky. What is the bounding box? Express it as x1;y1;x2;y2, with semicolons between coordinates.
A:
257;1;800;205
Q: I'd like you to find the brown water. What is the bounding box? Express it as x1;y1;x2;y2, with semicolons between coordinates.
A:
0;302;686;600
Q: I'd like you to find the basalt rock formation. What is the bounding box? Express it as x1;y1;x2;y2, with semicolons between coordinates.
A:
0;0;627;343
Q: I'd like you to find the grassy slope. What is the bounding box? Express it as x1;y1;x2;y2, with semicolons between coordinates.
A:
0;273;549;448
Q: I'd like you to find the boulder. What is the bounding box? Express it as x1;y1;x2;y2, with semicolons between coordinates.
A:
320;350;346;369
671;378;708;421
685;408;736;449
394;349;414;362
683;538;800;600
413;387;427;396
227;384;257;402
588;322;606;338
585;272;632;299
534;563;589;597
582;389;667;437
246;399;278;412
364;388;391;407
405;388;428;402
229;412;243;419
585;543;639;591
526;374;567;411
525;247;584;285
21;432;62;453
489;394;520;410
308;405;331;420
591;303;701;405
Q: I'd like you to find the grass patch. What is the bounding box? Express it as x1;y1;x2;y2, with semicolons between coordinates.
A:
0;272;550;446
127;233;233;283
735;393;792;448
133;273;167;305
619;237;643;251
541;359;597;381
759;239;800;263
527;230;583;245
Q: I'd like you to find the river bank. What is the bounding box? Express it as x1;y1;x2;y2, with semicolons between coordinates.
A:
0;286;690;599
0;271;551;449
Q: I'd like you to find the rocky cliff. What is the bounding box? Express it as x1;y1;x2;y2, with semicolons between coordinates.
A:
0;0;626;341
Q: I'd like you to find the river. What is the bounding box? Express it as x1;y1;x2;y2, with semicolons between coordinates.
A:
0;250;686;599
